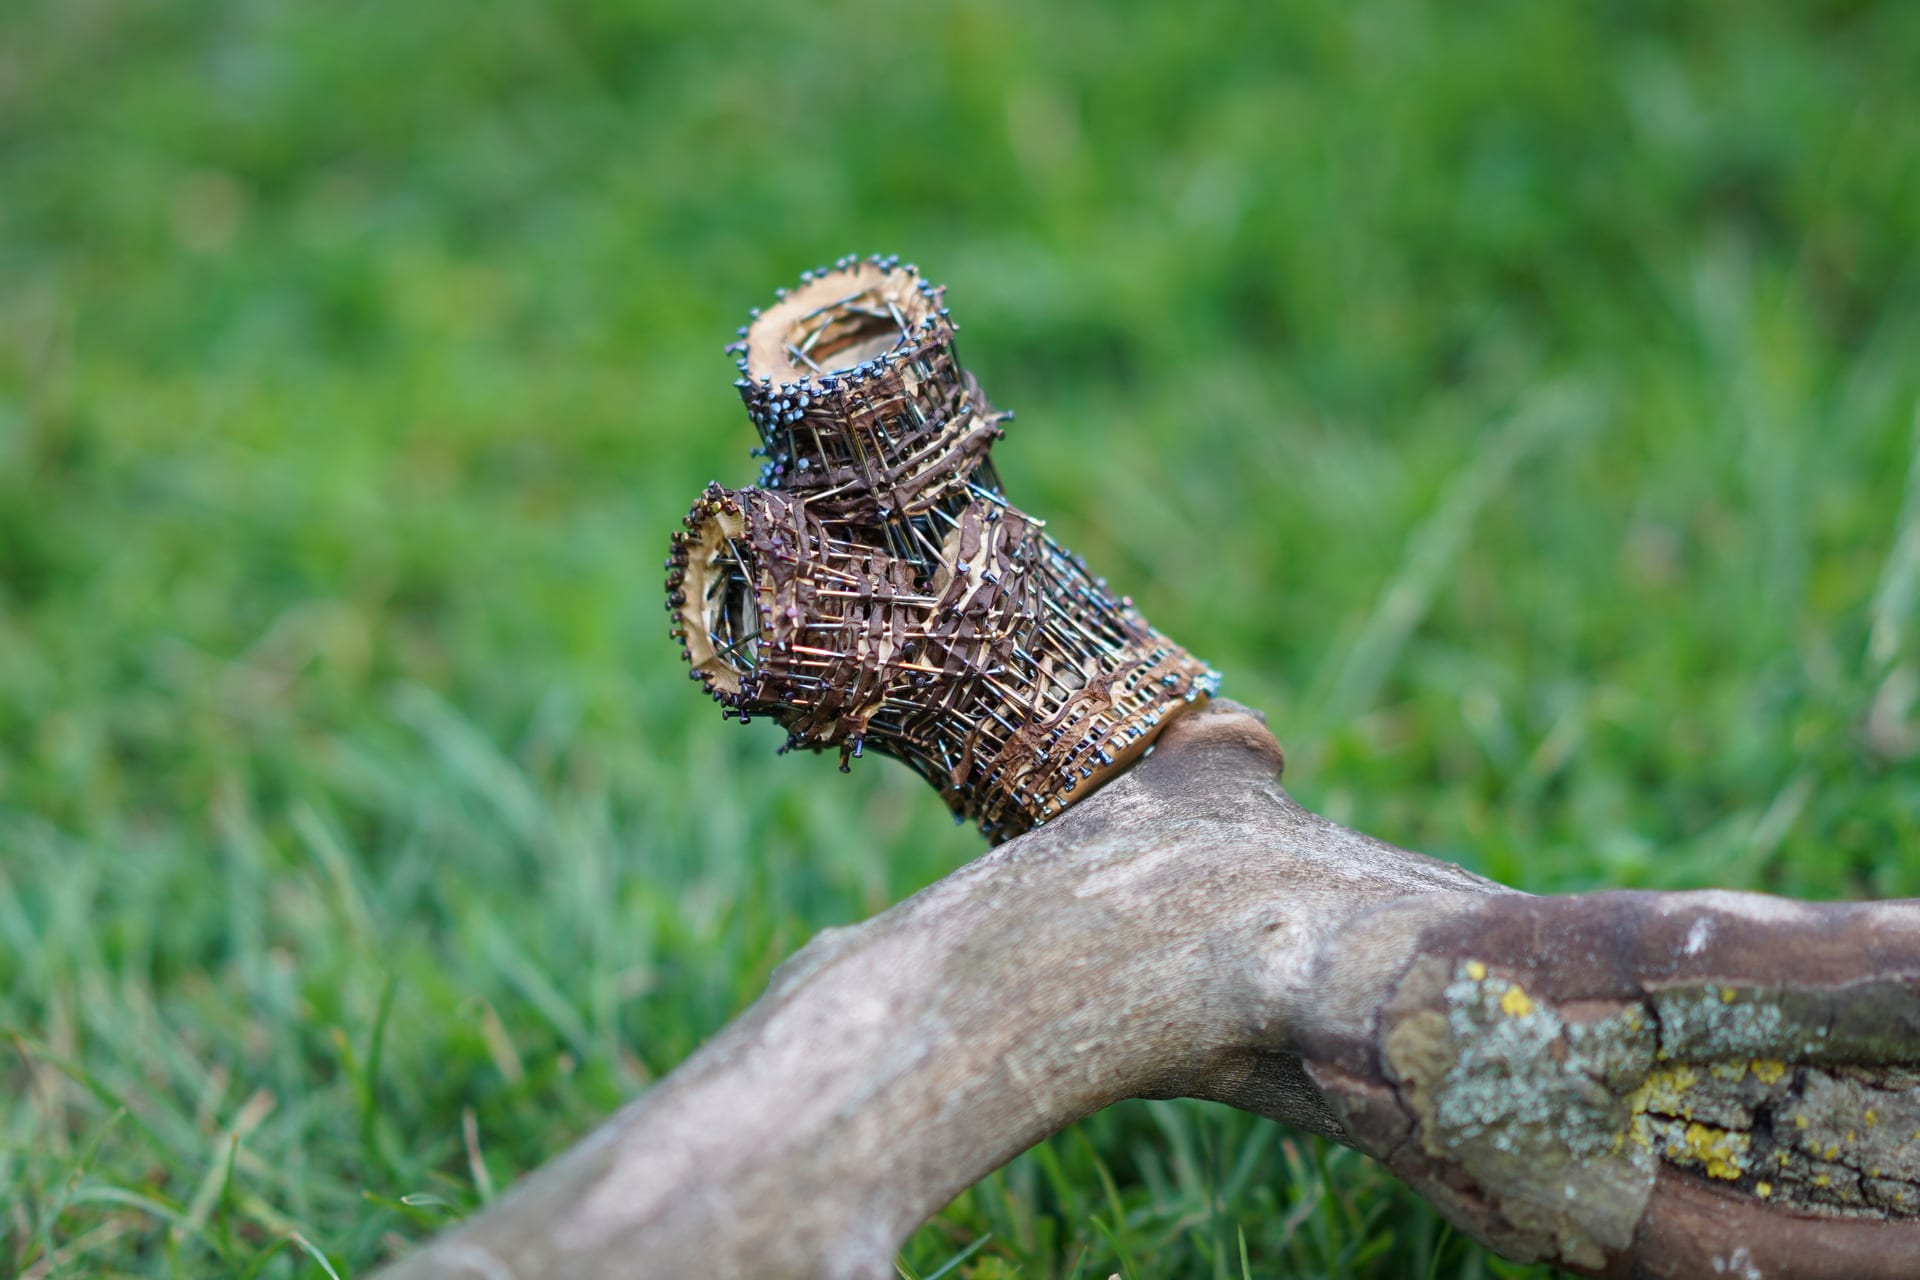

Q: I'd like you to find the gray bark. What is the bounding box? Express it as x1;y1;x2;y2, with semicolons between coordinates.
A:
378;700;1920;1279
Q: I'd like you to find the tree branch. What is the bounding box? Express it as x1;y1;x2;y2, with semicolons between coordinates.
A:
378;701;1920;1279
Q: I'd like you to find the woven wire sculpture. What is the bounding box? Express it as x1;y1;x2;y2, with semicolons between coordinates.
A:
667;256;1219;841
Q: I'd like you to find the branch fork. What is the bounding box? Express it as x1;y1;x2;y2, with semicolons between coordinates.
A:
382;261;1920;1279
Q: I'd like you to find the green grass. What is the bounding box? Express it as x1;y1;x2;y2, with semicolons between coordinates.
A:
4;0;1919;1275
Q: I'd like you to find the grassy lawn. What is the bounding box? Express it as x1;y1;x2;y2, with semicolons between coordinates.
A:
4;0;1919;1275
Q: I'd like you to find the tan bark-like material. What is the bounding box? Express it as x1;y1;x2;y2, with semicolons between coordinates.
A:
377;701;1920;1280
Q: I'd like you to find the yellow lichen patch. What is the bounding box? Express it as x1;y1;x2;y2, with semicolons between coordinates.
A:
1815;1174;1832;1188
1627;1065;1717;1156
1750;1059;1786;1085
1708;1060;1748;1082
1623;1093;1656;1149
1499;984;1534;1018
1824;1144;1841;1159
1865;1108;1879;1126
1632;1064;1699;1123
1681;1121;1750;1180
1719;986;1738;1004
1465;960;1487;982
1660;1064;1698;1093
1795;1115;1810;1130
1756;1181;1773;1198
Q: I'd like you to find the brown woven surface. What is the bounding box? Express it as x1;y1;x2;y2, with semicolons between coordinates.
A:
733;259;1005;529
668;255;1218;840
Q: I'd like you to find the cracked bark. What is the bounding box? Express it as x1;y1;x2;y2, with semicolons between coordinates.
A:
377;701;1920;1280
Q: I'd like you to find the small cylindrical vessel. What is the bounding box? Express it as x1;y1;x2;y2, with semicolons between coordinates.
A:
670;258;1218;840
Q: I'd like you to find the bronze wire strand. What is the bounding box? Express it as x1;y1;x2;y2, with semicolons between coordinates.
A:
666;256;1219;840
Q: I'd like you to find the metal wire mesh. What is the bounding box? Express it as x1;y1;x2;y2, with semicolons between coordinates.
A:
669;256;1219;840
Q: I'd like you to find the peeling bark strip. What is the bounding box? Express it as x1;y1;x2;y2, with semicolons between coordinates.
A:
378;703;1920;1280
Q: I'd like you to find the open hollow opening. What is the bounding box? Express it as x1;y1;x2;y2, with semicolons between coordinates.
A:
789;304;905;375
678;509;763;697
746;262;934;384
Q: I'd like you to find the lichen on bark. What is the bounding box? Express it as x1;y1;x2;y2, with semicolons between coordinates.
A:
1380;960;1920;1267
1380;959;1658;1270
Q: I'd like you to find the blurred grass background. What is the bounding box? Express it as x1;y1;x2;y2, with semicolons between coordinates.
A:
4;0;1919;1275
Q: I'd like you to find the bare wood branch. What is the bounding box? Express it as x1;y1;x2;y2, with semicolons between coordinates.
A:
378;701;1920;1279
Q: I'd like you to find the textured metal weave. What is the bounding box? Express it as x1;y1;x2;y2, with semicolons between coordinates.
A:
667;256;1218;840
